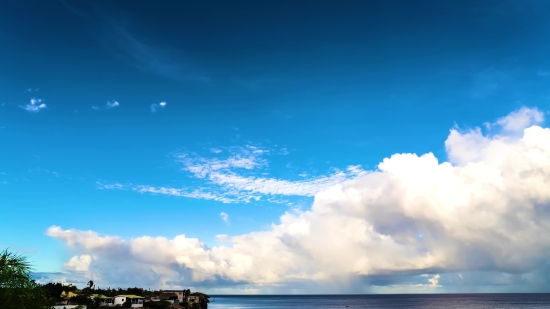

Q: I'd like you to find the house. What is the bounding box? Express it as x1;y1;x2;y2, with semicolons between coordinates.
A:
113;295;145;307
91;294;114;306
162;290;186;303
60;291;79;298
58;291;79;305
187;295;200;305
159;292;179;304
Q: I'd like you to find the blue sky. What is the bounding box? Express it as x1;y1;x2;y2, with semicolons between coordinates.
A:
2;0;550;293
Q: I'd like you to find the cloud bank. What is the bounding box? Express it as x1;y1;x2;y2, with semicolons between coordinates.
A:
48;107;550;292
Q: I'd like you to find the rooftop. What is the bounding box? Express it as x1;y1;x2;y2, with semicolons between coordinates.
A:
117;295;145;299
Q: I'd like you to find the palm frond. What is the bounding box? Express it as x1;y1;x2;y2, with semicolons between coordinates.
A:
0;249;48;309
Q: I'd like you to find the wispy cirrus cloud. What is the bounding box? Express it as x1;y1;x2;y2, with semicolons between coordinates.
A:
178;146;268;178
107;24;207;82
58;1;209;83
21;98;46;112
176;145;365;198
193;166;365;197
97;182;260;204
100;145;366;204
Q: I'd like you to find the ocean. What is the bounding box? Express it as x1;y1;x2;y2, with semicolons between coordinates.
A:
208;294;550;308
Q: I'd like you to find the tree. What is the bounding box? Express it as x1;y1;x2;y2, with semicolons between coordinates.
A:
0;249;49;309
71;294;93;306
42;282;64;306
127;287;143;295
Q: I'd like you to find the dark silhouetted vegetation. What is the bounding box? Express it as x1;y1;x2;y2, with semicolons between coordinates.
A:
0;249;50;309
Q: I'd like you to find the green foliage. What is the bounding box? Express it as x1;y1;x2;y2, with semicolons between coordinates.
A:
0;249;49;309
90;296;109;309
71;294;93;306
42;282;65;305
42;282;63;297
122;299;133;308
126;286;144;295
62;284;77;294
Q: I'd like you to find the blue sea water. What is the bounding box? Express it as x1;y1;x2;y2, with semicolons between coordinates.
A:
209;294;550;308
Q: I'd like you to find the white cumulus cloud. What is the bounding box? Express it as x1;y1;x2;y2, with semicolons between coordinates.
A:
49;107;550;292
106;100;120;109
495;106;544;132
64;255;93;272
150;101;167;112
22;98;46;112
92;100;119;111
220;212;230;225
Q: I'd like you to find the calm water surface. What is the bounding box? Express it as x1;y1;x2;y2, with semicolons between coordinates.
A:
209;294;550;309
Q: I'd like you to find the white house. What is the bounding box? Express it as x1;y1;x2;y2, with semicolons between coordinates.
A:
113;295;145;308
91;294;114;307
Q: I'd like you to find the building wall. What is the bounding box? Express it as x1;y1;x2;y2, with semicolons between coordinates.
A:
113;296;126;306
113;296;143;308
163;290;185;302
188;296;200;304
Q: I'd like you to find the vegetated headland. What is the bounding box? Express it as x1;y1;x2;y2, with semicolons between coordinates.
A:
1;248;209;308
43;282;210;308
